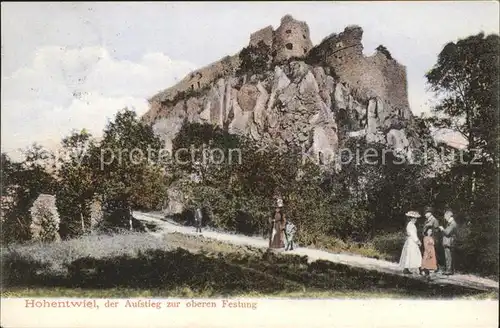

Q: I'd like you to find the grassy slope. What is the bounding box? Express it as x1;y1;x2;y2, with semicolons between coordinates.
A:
1;231;497;299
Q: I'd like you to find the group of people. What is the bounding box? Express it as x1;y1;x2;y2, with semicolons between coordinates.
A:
399;207;458;277
268;197;297;251
192;194;458;278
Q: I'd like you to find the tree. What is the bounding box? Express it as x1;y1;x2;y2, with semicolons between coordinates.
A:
426;33;499;276
426;33;499;203
56;129;97;237
1;145;57;244
94;108;166;230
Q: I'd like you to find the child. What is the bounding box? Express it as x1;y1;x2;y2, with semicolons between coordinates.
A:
284;220;297;251
421;226;438;276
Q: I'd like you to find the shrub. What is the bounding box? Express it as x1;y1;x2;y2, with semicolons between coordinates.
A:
236;41;272;76
371;232;406;261
29;194;61;242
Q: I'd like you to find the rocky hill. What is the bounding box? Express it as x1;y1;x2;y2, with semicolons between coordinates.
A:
142;15;419;165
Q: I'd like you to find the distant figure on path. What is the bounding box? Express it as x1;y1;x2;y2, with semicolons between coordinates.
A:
423;206;444;272
269;198;286;249
399;211;423;274
421;227;438;277
439;210;458;275
194;208;203;233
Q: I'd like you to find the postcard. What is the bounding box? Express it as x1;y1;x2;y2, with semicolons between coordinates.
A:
1;2;498;328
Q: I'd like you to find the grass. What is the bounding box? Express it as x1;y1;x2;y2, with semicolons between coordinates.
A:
1;230;496;300
2;287;497;300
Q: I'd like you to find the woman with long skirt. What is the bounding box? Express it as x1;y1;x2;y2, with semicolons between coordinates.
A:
399;211;423;274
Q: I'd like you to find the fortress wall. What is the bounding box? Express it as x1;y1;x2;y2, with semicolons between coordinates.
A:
150;54;240;104
310;25;410;117
148;17;411;125
249;25;274;47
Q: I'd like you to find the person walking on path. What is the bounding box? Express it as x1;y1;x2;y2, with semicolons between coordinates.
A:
194;207;203;234
439;210;458;275
269;198;286;249
422;206;444;272
399;211;423;274
421;226;438;278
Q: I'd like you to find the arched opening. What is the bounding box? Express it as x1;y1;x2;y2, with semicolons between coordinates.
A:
286;29;292;34
285;43;293;50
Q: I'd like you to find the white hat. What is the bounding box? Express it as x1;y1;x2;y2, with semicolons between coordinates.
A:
276;198;284;208
405;211;421;218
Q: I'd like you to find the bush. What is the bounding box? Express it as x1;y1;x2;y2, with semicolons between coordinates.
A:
29;194;61;242
454;214;499;278
236;41;272;76
372;232;406;261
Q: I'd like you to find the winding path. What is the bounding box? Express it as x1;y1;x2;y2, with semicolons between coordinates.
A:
134;211;499;293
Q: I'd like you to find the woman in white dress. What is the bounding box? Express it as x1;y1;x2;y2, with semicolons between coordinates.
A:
399;211;423;274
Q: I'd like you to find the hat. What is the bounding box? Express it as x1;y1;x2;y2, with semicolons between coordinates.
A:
405;211;421;218
276;198;284;208
424;206;433;214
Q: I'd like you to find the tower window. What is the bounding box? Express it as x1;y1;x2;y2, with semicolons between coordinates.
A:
286;43;293;50
303;34;307;39
286;29;292;34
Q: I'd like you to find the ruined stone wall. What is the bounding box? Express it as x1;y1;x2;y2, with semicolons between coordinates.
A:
145;15;415;160
309;25;410;124
272;15;313;62
309;25;364;66
249;25;274;47
151;54;241;104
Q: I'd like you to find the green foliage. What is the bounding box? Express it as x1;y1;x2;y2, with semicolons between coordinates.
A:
236;41;272;76
426;32;499;164
170;121;375;241
372;232;406;261
1;146;57;244
424;32;499;276
56;130;97;238
92;109;166;228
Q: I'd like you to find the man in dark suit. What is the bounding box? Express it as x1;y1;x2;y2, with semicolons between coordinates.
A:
439;210;458;275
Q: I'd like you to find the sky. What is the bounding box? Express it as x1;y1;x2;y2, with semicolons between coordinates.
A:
2;2;499;159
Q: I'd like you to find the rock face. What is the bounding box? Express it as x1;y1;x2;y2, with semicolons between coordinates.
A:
29;194;61;242
143;15;416;166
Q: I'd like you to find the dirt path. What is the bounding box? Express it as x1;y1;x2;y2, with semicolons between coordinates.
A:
134;211;499;293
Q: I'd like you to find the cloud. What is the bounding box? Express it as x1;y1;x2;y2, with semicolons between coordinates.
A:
1;46;196;160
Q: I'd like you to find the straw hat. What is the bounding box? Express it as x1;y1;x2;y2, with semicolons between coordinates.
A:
405;211;421;218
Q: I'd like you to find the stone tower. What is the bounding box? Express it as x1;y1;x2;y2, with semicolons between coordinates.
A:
308;25;364;67
272;15;313;62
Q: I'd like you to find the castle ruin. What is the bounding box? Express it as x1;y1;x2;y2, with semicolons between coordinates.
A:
144;15;415;162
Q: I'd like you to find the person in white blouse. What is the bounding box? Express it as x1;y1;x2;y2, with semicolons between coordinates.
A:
399;211;423;274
